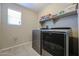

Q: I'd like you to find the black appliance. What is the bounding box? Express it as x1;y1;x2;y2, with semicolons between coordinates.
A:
32;30;42;55
41;30;69;56
32;28;78;56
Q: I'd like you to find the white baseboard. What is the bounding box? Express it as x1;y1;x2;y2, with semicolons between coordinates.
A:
0;41;32;52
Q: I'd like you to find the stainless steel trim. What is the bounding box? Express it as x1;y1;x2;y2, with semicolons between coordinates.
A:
65;32;69;56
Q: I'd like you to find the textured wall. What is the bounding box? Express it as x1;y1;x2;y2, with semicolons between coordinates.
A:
0;3;39;49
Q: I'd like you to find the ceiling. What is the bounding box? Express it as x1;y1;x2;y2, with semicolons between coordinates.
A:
18;3;51;13
18;3;72;13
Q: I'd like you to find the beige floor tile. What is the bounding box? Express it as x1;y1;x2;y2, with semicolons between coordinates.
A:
0;42;40;56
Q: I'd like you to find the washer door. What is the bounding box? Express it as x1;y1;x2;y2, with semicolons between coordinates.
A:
42;31;67;56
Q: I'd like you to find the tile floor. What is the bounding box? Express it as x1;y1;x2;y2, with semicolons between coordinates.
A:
0;42;40;56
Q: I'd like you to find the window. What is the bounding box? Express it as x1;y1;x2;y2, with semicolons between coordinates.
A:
8;9;21;25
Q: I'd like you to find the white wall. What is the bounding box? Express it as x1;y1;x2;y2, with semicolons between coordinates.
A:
0;3;39;49
44;15;78;37
54;15;78;37
39;3;78;38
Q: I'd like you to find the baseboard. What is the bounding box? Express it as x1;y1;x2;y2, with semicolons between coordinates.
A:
0;41;32;52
